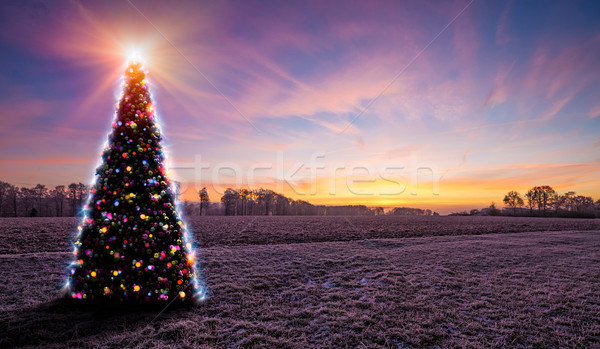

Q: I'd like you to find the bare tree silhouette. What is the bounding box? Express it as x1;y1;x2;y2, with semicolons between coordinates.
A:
199;187;209;216
503;190;524;215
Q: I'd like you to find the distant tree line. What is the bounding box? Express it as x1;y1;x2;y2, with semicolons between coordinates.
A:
0;179;439;218
0;180;88;217
211;188;437;216
387;207;439;216
218;188;387;216
503;186;599;218
451;185;599;218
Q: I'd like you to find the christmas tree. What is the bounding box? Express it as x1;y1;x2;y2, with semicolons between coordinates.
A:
66;61;205;303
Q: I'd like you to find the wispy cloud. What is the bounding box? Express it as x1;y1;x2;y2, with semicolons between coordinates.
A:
588;103;600;119
495;0;514;45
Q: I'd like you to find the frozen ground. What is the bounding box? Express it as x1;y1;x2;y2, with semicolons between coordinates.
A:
0;216;599;348
1;215;599;253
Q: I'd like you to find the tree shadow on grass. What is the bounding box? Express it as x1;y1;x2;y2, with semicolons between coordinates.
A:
0;298;196;347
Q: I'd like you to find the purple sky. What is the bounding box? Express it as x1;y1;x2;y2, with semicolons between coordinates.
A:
0;0;599;213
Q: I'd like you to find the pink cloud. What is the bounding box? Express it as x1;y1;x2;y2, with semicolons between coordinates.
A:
0;0;485;149
445;161;600;191
0;156;91;166
587;103;600;119
523;49;548;91
450;0;479;69
483;60;516;108
541;91;576;121
523;40;598;102
495;0;514;45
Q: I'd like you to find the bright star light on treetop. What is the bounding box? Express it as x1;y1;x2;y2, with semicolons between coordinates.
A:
127;48;145;66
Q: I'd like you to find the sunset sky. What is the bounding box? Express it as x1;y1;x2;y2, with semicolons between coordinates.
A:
0;0;599;213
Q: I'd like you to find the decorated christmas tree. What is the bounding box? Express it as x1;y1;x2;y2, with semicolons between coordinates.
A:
66;61;205;303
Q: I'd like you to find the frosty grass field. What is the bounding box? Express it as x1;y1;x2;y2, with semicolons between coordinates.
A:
1;216;599;348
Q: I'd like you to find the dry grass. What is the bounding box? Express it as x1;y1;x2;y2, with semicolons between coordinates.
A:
0;217;599;348
0;215;598;253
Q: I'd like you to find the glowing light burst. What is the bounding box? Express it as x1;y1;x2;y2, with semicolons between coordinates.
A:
128;49;141;64
65;60;207;303
126;48;150;70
